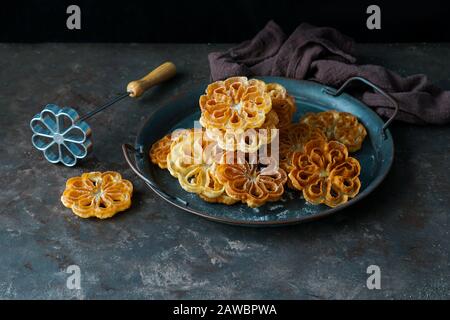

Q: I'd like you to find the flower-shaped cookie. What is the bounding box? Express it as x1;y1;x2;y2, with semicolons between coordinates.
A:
30;104;92;166
279;123;326;172
205;110;279;153
289;139;361;207
149;129;190;169
167;130;237;205
265;83;297;129
300;110;367;152
61;171;133;219
199;77;272;131
216;156;287;208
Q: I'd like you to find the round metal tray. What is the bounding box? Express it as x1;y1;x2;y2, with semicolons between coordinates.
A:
123;77;396;226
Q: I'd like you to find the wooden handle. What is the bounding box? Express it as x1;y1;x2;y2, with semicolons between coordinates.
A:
127;62;176;98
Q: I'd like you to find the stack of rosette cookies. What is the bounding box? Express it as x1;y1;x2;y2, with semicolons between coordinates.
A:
149;77;367;208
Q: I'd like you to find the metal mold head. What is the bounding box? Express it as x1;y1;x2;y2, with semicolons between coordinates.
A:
30;104;93;166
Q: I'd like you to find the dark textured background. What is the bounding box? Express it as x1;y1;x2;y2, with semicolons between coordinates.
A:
2;0;450;42
0;43;449;299
1;0;449;301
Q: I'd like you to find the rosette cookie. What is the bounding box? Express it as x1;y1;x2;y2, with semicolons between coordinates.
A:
149;129;190;169
61;171;133;219
279;123;326;172
265;83;297;129
199;77;272;132
216;155;287;208
167;129;237;205
300;110;367;152
289;139;361;207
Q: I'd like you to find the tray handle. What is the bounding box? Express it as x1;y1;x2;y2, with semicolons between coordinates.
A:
323;76;398;139
122;143;189;206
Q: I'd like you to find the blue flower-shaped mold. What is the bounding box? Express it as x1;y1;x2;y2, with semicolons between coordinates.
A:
30;104;92;166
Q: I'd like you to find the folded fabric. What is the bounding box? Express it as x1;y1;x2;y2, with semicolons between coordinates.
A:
209;20;450;124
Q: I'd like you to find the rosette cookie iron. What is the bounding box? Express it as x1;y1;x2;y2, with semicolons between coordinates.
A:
30;62;176;166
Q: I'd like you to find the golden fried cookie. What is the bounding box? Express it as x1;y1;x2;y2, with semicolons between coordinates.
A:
289;139;361;207
167;129;237;205
199;77;272;131
265;83;297;129
216;156;287;208
299;110;367;152
149;129;190;169
61;171;133;219
279;123;326;172
205;110;279;153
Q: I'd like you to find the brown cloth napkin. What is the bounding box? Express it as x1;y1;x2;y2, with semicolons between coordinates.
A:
209;21;450;124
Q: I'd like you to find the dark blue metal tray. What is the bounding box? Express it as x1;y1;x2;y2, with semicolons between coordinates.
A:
123;77;397;226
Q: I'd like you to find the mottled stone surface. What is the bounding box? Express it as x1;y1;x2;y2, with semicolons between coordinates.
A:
0;43;449;299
